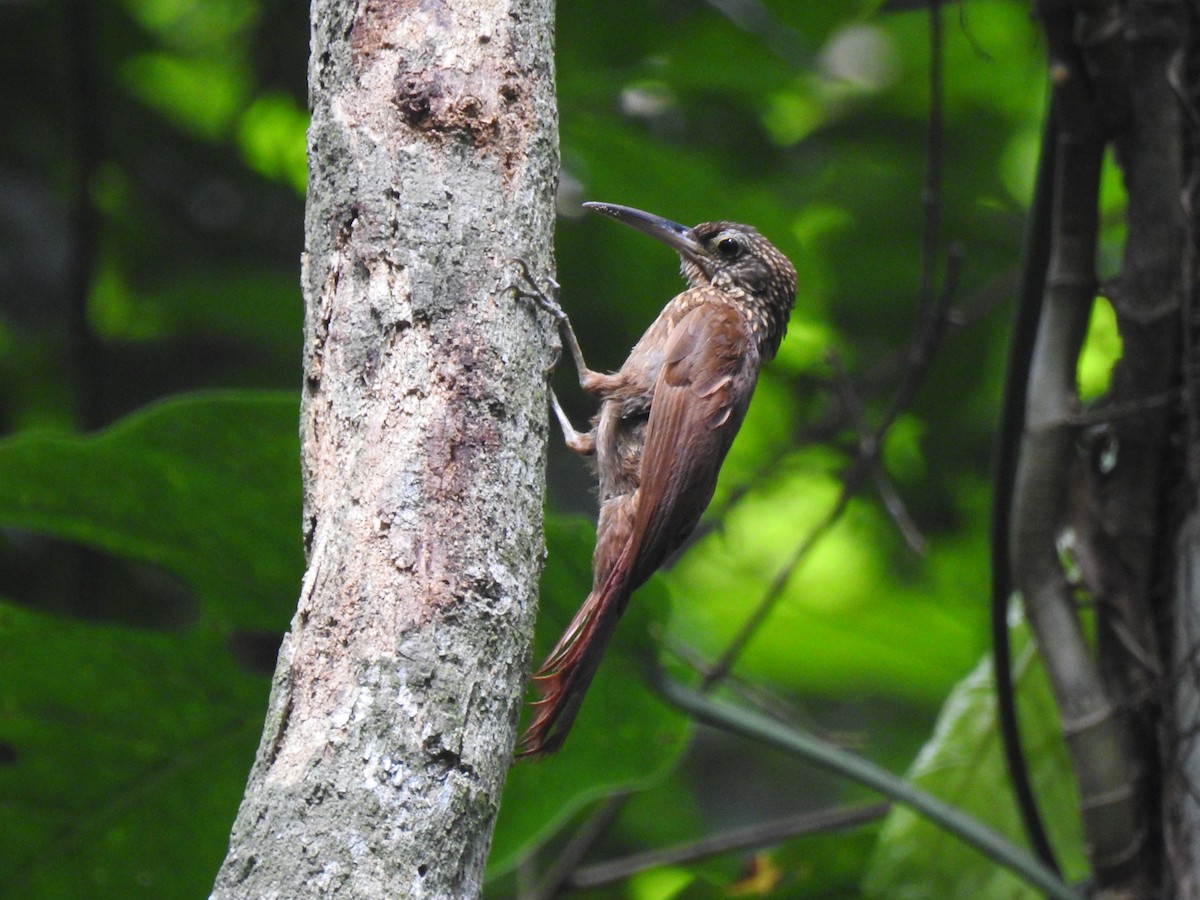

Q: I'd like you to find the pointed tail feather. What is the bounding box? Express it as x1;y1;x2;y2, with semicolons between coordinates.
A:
517;552;635;757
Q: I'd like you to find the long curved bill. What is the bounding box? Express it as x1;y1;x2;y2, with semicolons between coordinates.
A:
583;201;705;265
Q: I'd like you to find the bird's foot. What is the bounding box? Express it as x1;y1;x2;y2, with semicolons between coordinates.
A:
506;258;601;391
505;258;568;325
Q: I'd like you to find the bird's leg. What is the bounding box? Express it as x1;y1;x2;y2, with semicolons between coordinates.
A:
550;390;596;455
506;259;613;396
507;259;599;456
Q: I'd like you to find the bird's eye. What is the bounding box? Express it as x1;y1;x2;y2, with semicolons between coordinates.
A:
716;236;741;258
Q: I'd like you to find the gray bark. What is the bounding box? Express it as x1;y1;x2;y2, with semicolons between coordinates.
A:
211;1;557;897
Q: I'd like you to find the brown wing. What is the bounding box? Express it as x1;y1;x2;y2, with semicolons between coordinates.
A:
626;300;760;589
518;300;759;757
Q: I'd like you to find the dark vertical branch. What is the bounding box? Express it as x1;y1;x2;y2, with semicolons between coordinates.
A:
1094;0;1187;888
991;104;1061;874
1168;13;1200;890
1180;22;1200;485
1097;0;1182;681
62;0;104;431
1009;0;1148;891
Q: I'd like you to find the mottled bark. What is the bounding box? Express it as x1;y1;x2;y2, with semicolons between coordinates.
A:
211;1;557;897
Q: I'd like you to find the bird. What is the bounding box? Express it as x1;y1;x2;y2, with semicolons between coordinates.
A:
511;201;797;756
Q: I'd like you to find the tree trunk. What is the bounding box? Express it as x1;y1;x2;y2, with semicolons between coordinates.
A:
211;1;557;896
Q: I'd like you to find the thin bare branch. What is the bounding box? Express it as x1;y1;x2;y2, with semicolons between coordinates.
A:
529;793;631;900
567;803;890;891
829;352;926;554
655;677;1081;900
687;1;965;648
702;486;853;690
919;0;945;313
703;245;962;687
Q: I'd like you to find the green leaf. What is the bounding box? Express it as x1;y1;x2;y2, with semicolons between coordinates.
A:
237;94;309;194
487;515;690;878
0;392;304;898
0;391;303;631
861;616;1088;899
0;602;265;900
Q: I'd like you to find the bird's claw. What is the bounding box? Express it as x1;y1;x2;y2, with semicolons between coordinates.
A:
505;258;567;323
505;259;565;371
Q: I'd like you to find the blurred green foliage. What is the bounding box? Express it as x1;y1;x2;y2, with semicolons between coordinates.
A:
0;0;1118;897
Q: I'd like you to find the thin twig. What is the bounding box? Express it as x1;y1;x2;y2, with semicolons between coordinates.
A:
702;487;853;689
655;677;1081;900
828;351;926;554
703;247;963;688
1066;389;1177;427
567;802;890;891
919;0;945;313
881;242;962;431
705;245;973;532
529;793;630;900
702;0;812;68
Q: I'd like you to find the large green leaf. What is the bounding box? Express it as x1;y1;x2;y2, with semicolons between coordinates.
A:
488;515;690;878
861;615;1088;898
0;603;265;899
0;392;302;899
0;391;303;631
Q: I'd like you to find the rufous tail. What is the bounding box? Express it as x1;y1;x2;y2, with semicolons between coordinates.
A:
517;554;634;757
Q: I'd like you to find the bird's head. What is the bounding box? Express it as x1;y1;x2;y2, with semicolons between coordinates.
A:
584;201;797;354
